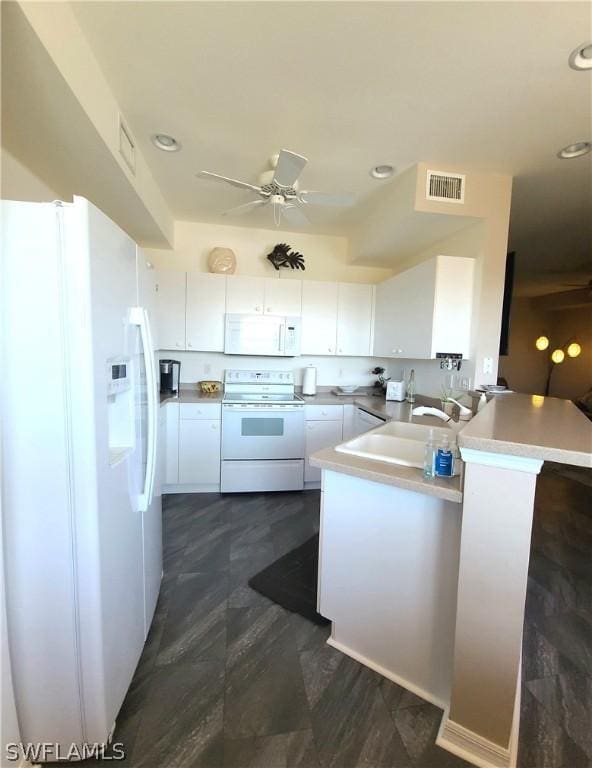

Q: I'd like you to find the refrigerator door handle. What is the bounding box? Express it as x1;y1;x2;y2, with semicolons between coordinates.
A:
130;306;158;512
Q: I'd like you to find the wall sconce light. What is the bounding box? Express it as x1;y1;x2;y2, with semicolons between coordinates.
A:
535;336;582;395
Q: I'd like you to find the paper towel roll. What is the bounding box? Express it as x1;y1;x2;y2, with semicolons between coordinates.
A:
302;366;317;396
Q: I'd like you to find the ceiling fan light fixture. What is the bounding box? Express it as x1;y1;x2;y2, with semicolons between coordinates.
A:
557;141;591;159
568;42;592;70
370;164;395;179
151;134;181;152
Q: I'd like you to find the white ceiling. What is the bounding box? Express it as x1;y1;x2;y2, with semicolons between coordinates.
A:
70;1;591;291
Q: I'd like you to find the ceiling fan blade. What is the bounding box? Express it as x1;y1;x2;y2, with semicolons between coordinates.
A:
299;190;355;207
281;204;309;227
197;170;264;194
222;199;268;217
272;150;308;188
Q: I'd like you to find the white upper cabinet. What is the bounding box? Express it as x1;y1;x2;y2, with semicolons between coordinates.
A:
300;280;339;355
226;275;265;314
373;255;474;359
431;256;474;359
155;271;186;351
186;273;226;352
264;278;302;316
225;275;302;316
336;283;375;356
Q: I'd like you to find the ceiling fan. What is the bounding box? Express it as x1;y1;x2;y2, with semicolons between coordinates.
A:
196;149;354;226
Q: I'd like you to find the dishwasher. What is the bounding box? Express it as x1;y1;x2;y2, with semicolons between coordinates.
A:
353;407;387;436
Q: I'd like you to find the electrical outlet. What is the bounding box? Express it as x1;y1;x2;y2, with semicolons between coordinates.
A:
338;368;343;379
460;377;471;390
204;363;211;375
483;357;493;375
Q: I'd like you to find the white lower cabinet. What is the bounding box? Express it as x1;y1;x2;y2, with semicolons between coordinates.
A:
178;420;221;486
304;405;344;484
178;403;221;487
164;402;179;484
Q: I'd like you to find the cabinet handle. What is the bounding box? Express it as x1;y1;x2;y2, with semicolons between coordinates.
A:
328;347;333;353
176;342;182;347
255;305;262;313
338;348;343;354
211;423;217;430
188;342;193;348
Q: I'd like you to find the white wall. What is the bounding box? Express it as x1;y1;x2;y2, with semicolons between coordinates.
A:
165;351;393;388
1;148;64;202
146;219;393;284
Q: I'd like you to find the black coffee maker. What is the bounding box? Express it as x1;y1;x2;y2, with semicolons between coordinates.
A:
159;359;181;396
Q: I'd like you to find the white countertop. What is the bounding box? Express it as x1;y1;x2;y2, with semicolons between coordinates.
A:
458;393;592;467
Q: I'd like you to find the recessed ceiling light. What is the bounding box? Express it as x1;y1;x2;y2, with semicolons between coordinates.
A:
370;164;395;179
151;134;181;152
557;141;592;159
568;41;592;70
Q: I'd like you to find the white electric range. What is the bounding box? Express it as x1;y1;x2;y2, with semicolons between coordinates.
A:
221;370;305;493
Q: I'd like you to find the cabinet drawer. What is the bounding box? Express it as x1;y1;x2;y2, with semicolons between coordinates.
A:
304;404;344;421
180;402;221;420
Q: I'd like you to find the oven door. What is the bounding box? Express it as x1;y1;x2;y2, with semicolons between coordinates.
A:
222;404;305;459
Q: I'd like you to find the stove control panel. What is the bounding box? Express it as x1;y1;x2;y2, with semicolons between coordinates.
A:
224;370;294;385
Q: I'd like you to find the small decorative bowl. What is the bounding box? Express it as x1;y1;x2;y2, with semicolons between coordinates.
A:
338;385;359;394
198;380;222;394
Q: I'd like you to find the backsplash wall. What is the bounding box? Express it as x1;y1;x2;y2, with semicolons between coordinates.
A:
159;352;472;399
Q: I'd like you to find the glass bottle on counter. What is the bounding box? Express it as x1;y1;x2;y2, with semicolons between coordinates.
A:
423;429;436;479
406;369;416;403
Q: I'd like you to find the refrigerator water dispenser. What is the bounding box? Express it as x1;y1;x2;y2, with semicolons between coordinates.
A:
107;356;135;466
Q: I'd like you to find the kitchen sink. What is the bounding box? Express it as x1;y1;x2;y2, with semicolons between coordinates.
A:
336;421;457;471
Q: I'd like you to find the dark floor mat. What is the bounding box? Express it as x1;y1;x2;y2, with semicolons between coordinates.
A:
248;535;330;626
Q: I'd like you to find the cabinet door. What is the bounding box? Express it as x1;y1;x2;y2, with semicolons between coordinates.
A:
431;255;474;358
373;262;436;359
178;419;221;485
156;271;186;351
336;283;374;356
226;275;265;314
305;420;343;483
264;278;302;316
301;280;338;355
186;273;226;352
164;402;179;484
156;405;166;495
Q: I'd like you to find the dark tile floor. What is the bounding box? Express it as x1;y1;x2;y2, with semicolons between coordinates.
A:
104;463;590;768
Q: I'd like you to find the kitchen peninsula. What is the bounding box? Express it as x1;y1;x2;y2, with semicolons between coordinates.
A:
311;393;592;768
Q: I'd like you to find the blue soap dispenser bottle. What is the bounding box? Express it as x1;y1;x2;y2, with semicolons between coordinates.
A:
435;435;455;477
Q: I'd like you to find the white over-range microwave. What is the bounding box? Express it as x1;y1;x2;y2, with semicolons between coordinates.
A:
224;313;301;357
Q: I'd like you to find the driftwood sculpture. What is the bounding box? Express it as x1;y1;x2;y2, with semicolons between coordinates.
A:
266;243;305;271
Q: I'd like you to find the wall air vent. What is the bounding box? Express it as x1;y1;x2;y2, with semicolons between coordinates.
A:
426;170;465;204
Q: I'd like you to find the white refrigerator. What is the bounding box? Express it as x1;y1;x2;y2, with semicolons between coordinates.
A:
1;197;162;751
